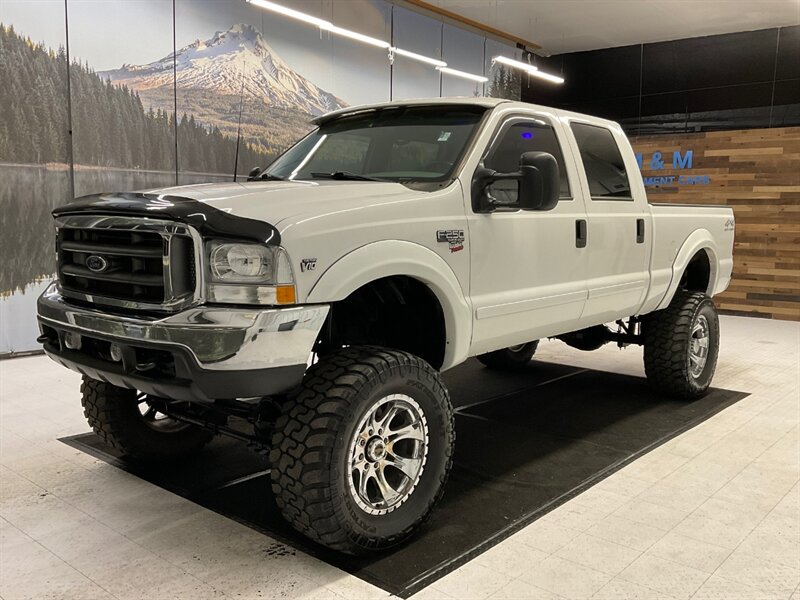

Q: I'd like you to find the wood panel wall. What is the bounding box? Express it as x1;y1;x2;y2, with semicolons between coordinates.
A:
630;126;800;321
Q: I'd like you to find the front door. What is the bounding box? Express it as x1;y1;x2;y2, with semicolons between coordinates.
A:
467;113;589;356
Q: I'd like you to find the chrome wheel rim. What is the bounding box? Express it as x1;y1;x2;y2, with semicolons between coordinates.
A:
347;394;429;515
508;344;527;353
688;314;710;378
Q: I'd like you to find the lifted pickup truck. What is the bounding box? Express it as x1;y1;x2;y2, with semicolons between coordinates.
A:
38;97;734;554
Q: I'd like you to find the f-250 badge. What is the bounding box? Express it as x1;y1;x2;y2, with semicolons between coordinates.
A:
436;229;465;253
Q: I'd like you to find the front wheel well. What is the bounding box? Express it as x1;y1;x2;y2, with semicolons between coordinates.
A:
315;276;447;370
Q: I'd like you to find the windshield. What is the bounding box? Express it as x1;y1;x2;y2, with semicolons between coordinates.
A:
262;105;487;183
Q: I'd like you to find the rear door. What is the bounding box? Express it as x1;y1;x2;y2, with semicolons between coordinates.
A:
563;119;651;326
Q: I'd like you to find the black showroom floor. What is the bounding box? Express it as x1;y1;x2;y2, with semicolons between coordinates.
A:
62;359;747;598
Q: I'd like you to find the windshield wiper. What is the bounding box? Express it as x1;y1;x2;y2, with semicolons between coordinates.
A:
310;171;387;182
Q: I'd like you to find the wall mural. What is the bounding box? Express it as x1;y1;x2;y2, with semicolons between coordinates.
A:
0;0;520;355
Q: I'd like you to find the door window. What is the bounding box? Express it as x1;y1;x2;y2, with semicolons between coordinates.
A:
483;118;571;205
570;122;632;200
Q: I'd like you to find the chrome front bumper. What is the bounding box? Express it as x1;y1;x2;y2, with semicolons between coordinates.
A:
37;283;330;401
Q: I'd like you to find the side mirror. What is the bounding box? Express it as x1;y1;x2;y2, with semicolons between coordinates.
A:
246;167;262;181
472;151;559;213
517;151;559;211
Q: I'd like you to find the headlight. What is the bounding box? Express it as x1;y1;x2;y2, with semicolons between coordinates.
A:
206;242;295;305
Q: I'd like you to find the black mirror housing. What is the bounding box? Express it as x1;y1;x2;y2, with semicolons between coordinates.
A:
517;151;559;211
472;151;560;213
246;167;262;181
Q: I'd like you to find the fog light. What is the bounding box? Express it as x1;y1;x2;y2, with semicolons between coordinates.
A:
109;343;123;362
63;332;82;350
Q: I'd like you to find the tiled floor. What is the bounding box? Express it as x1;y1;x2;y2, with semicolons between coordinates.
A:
1;315;798;600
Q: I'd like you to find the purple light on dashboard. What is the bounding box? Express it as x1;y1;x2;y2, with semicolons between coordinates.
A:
521;131;533;139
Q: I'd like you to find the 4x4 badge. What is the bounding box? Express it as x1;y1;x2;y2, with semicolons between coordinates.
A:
436;229;465;253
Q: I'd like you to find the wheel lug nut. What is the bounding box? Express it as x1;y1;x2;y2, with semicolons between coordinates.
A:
369;429;373;435
378;428;383;434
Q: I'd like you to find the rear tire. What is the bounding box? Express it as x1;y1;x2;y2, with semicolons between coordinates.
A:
643;291;720;399
269;346;454;554
477;341;539;370
80;377;212;460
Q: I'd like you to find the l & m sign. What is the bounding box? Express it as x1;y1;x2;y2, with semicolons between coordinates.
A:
635;149;711;188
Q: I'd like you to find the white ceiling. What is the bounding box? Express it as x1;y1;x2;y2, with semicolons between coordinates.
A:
425;0;800;55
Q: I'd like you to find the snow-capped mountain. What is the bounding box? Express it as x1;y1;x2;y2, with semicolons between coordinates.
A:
99;23;346;116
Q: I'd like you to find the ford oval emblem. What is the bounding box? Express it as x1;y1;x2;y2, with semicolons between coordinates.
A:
86;255;109;273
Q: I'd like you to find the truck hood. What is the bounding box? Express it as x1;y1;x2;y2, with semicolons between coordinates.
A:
143;180;425;229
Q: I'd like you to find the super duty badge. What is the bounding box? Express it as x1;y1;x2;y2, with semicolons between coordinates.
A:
436;229;465;253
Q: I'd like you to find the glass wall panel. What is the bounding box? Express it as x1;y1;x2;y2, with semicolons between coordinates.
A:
330;0;391;106
441;24;485;98
485;39;522;100
390;6;441;101
0;1;72;353
67;0;177;196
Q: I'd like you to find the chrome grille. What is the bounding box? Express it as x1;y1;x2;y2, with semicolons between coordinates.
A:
55;215;200;312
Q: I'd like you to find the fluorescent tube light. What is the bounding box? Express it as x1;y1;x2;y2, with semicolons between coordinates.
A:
529;70;565;84
248;0;389;50
391;47;447;68
247;0;331;28
493;55;564;84
494;55;538;73
436;66;488;83
322;24;390;49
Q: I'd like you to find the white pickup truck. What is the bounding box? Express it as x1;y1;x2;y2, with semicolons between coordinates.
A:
37;97;734;554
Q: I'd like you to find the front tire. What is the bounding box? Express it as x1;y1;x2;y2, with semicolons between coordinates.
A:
643;291;720;399
80;377;213;460
269;346;454;554
477;341;539;370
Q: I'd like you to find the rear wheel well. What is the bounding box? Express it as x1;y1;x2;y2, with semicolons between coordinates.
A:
680;249;711;294
315;276;446;370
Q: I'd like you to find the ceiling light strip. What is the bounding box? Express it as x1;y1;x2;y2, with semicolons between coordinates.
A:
494;55;538;73
391;47;447;68
248;0;487;82
494;55;564;84
436;66;488;83
322;24;390;49
528;70;565;84
247;0;331;28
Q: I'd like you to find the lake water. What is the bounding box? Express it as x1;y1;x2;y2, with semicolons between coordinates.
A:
0;279;52;355
0;164;233;354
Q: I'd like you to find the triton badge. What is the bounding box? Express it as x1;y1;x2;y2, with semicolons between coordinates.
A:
436;229;465;253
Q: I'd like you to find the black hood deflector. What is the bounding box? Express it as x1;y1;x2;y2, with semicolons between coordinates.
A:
52;193;281;245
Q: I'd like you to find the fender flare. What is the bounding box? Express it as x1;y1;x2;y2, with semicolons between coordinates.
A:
656;229;720;310
307;240;472;370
